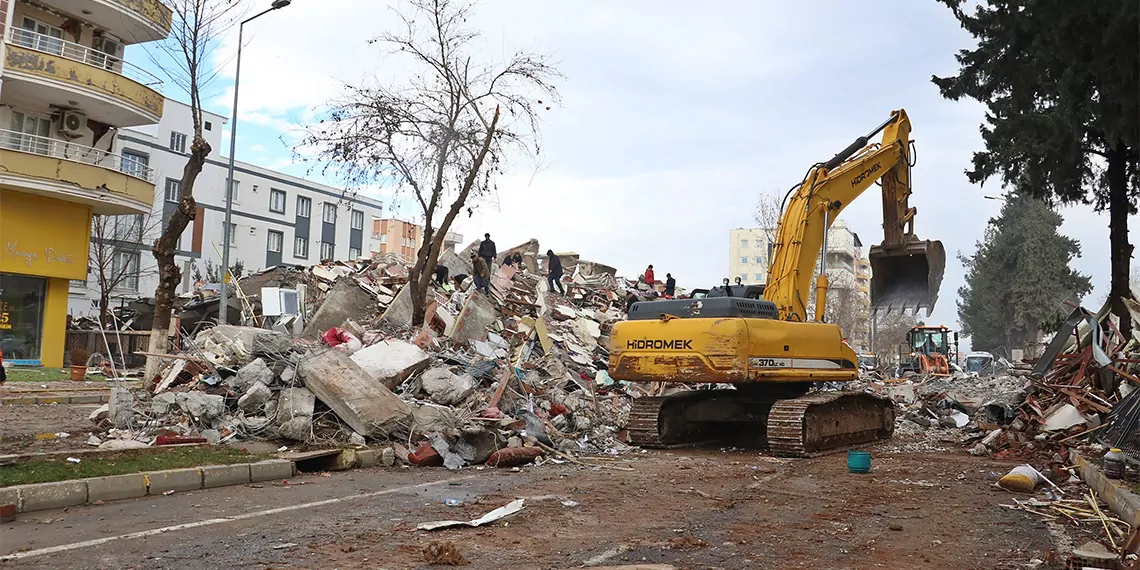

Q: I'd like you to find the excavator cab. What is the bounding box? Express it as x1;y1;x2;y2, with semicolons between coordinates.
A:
898;325;952;376
868;239;946;316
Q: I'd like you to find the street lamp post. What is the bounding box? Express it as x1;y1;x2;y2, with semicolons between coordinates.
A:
219;0;291;325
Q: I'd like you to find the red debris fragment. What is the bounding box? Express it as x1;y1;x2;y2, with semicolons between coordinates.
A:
408;442;444;467
154;435;208;446
486;446;543;467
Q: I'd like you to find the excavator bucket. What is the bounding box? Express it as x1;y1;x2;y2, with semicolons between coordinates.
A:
868;239;946;316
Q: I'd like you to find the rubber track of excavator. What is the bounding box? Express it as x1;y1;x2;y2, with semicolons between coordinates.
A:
627;396;668;447
766;391;895;458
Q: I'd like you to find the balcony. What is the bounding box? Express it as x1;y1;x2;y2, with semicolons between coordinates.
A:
34;0;172;43
3;29;164;126
0;129;156;215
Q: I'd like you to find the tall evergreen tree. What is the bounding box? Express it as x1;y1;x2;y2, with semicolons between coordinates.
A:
933;0;1139;336
958;194;1091;352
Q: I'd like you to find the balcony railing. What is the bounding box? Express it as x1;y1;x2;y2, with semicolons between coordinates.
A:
0;129;155;183
6;28;163;91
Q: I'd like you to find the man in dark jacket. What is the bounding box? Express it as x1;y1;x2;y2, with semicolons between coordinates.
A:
478;233;497;271
664;273;676;297
545;249;565;295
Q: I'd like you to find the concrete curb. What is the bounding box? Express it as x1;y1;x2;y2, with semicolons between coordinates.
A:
0;459;296;514
1074;454;1140;527
0;394;111;405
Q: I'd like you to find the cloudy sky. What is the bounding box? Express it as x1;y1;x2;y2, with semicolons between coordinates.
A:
131;0;1125;343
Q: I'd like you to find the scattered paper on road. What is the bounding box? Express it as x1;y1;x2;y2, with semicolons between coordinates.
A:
416;498;525;531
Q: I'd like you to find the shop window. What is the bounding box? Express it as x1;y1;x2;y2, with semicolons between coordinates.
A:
0;274;47;362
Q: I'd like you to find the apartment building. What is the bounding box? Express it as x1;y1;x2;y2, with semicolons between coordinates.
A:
728;219;872;350
65;98;385;318
0;0;170;365
371;218;463;262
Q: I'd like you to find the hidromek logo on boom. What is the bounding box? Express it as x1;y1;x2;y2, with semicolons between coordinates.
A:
626;339;693;350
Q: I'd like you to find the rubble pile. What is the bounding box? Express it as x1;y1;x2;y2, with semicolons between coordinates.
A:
95;240;653;470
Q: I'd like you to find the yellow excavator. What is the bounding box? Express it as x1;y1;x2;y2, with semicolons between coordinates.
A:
608;109;945;456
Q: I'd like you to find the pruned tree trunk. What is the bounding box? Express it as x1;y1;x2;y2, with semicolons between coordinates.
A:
1108;144;1133;339
409;107;501;327
145;137;209;380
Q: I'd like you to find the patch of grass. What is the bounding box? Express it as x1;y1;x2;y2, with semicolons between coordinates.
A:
4;368;72;383
0;446;270;487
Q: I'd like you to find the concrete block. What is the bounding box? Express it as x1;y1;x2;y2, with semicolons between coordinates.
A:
202;325;293;355
87;473;147;502
0;486;21;511
333;449;359;471
277;387;316;425
69;394;106;404
452;292;498;344
146;468;203;494
303;278;378;338
250;460;295;482
350;339;431;390
19;480;87;512
421;367;476;406
201;464;251;489
301;349;411;437
357;449;381;468
379;280;415;328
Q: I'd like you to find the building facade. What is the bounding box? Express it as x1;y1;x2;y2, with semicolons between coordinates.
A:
0;0;170;365
727;219;872;350
66;98;385;318
370;218;462;262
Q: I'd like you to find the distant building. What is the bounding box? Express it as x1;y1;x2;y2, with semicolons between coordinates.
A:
370;218;462;262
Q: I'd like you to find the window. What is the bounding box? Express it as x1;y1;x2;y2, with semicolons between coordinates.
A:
269;189;286;214
320;242;334;260
739;274;747;282
8;111;51;154
223;223;237;245
755;274;764;281
114;215;143;241
205;121;212;131
379;234;387;244
351;210;364;230
297;196;311;218
740;240;747;248
754;256;763;264
121;150;149;178
349;247;361;259
164;178;181;202
322;203;336;223
18;18;63;55
112;251;141;291
267;230;283;253
169;131;187;153
757;240;765;248
293;236;309;258
740;257;748;264
226;179;239;203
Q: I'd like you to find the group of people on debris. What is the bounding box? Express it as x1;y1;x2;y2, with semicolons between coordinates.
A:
425;233;569;297
623;264;677;316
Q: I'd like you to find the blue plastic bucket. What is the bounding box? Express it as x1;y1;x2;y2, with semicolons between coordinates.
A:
847;451;871;473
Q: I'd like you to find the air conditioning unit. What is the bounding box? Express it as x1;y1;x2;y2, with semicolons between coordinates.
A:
59;110;86;137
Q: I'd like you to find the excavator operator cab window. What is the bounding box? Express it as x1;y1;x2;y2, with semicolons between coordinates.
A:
910;329;948;355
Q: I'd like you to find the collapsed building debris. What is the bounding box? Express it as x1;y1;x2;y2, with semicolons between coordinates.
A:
95;240;655;469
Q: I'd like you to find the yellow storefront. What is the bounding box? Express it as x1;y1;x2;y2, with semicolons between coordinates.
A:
0;190;92;368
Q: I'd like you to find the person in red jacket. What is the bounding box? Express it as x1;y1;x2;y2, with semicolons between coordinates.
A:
644;265;655;288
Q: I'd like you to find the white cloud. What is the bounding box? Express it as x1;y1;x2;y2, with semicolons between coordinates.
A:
201;0;1127;337
250;143;267;153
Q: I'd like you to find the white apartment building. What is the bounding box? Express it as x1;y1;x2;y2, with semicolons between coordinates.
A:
728;219;861;285
67;98;384;317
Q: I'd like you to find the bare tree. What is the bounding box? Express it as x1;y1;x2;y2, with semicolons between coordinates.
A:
143;0;243;378
88;213;162;326
300;0;561;326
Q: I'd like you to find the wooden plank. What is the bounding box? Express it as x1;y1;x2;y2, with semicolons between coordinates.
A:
1109;365;1140;386
1056;387;1112;414
487;365;514;410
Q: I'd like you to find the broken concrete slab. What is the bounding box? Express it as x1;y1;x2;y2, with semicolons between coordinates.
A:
421;368;477;406
204;325;293;355
302;278;377;338
299;349;411;437
238;381;272;412
452;292;498;345
175;392;225;422
277;417;312;441
277;387;315;425
227;358;272;393
411;402;459;434
379;279;415;328
151;392;178;416
351;339;432;391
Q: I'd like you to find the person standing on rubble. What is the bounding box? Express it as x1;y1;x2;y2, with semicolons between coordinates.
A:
478;233;497;272
434;264;449;286
644;265;655;289
664;273;676;297
546;249;566;295
471;251;491;294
